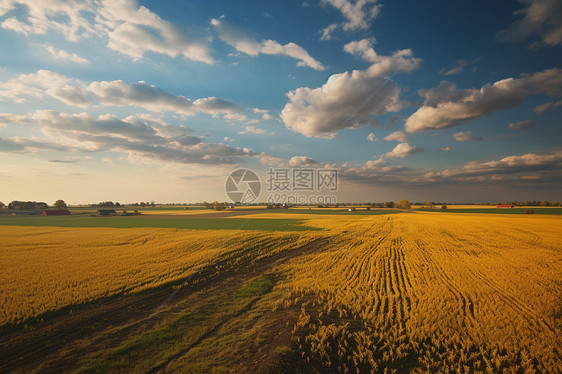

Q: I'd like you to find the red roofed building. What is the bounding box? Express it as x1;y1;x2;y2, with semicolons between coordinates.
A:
41;209;70;215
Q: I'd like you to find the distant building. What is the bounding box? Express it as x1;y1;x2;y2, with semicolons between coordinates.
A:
41;209;70;216
496;205;514;208
97;209;117;216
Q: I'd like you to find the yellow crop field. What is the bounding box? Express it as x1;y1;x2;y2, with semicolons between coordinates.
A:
0;226;317;327
138;209;221;215
0;213;560;373
274;213;562;373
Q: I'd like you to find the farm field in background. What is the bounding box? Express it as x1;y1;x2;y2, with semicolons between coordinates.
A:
0;210;560;373
0;216;320;231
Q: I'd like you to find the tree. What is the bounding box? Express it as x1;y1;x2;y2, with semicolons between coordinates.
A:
54;200;67;209
424;201;435;209
383;201;394;208
396;199;411;210
8;200;48;210
0;201;4;208
441;204;447;209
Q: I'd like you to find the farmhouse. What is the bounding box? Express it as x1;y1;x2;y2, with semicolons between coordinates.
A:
97;209;117;216
496;204;514;208
41;209;70;216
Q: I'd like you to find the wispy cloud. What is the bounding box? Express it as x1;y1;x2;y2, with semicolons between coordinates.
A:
405;68;562;132
210;18;325;70
452;131;483;141
0;110;258;165
238;125;268;135
509;120;535;130
496;0;562;48
0;70;245;119
534;99;562;114
46;45;89;64
424;149;562;183
319;0;381;39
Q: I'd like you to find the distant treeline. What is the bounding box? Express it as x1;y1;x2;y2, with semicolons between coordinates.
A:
4;201;49;210
89;201;155;208
485;201;561;206
2;200;560;210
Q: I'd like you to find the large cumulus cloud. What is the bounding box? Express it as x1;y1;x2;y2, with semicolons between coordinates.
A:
281;39;421;138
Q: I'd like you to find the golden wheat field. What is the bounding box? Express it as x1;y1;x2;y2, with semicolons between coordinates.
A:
274;213;562;373
0;212;561;373
0;226;317;327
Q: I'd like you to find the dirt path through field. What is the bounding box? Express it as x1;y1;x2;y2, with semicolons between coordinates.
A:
0;238;326;373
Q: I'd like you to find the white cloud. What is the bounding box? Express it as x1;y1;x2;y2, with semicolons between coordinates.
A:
496;0;562;47
101;1;213;63
383;142;421;158
1;0;214;63
452;131;483;142
0;69;89;106
0;110;258;164
210;18;324;70
439;59;467;75
367;132;378;142
321;0;381;32
534;99;562;113
340;157;411;184
0;0;102;41
384;130;407;142
48;85;91;107
343;39;421;77
46;45;88;64
288;156;318;167
238;125;267;135
0;71;244;118
281;39;420;138
363;157;387;170
441;146;452;151
404;68;562;132
319;23;338;40
424;149;562;183
259;153;288;167
252;108;272;120
509;120;535;130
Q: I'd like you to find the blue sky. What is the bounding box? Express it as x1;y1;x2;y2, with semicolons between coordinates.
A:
0;0;561;204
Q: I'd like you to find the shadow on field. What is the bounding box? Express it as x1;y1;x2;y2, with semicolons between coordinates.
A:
0;238;327;373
